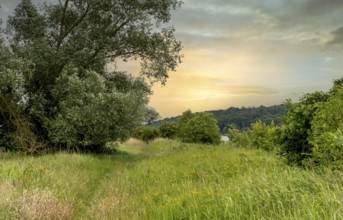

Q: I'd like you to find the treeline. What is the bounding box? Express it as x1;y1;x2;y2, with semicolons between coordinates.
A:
152;104;286;133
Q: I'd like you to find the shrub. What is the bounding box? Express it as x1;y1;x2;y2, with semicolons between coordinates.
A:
177;111;221;145
308;130;343;169
309;84;343;169
279;92;328;165
279;78;343;168
159;122;178;139
134;127;160;143
229;120;280;151
228;128;249;147
247;120;280;152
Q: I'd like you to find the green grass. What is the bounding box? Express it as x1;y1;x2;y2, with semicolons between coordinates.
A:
1;139;342;219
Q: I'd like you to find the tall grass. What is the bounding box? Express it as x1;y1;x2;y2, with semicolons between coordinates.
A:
0;139;342;219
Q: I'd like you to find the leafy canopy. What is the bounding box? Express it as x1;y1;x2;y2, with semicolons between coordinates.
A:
0;0;182;153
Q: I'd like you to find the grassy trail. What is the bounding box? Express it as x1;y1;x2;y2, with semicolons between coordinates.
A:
1;139;343;219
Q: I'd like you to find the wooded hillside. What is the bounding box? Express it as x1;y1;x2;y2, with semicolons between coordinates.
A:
152;104;286;133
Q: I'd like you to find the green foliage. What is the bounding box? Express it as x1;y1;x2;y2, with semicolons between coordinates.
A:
247;120;280;151
177;109;194;126
0;46;43;153
309;85;343;169
228;127;249;147
1;0;182;152
47;68;150;151
159;122;178;139
279;92;328;165
177;111;221;145
134;127;160;143
280;78;343;169
229;120;280;151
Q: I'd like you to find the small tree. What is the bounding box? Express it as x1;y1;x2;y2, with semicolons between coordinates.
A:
177;109;195;140
159;122;178;139
178;111;221;145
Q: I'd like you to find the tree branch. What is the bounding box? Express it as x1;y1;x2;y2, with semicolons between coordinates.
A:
56;0;69;51
63;3;92;41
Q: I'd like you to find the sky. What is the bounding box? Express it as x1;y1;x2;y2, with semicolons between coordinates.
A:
1;0;343;118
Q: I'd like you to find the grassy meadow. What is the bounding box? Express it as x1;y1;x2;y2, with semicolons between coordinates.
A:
0;139;342;219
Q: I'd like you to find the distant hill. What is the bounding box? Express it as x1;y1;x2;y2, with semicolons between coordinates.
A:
151;104;287;134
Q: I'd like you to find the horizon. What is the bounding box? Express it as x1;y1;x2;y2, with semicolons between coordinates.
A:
1;0;342;118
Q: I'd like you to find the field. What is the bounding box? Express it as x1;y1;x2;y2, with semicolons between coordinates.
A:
0;139;342;219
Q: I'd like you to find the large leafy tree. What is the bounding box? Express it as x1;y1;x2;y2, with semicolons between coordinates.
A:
0;0;182;152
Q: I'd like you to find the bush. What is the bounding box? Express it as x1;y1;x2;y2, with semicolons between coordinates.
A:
229;120;280;151
228;128;249;147
177;111;221;145
279;92;328;165
280;78;343;169
308;84;343;169
159;122;178;139
308;130;343;169
134;127;160;143
247;120;280;152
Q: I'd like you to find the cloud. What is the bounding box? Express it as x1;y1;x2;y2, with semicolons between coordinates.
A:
151;72;279;105
328;26;343;46
302;0;343;15
171;0;343;50
218;86;278;95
